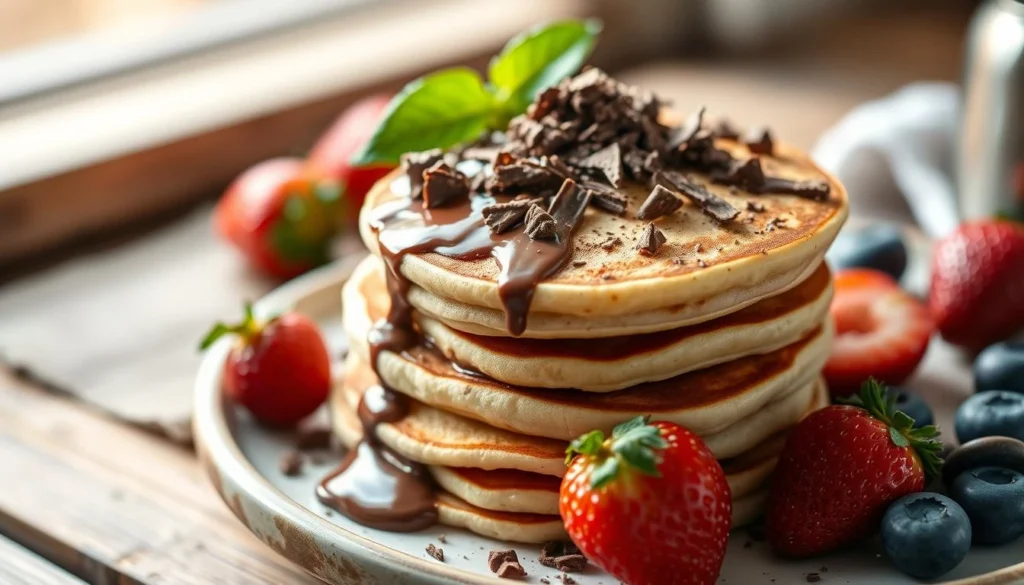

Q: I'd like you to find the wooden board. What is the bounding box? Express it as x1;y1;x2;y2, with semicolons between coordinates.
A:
0;534;87;585
0;368;321;584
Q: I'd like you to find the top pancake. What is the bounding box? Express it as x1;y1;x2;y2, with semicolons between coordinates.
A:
359;138;847;325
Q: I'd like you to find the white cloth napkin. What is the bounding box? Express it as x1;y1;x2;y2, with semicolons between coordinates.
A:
811;82;962;239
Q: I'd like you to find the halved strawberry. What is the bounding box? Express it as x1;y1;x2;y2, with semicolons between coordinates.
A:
824;269;934;397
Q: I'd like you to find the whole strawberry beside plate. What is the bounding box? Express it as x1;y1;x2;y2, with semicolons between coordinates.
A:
930;218;1024;350
560;417;731;585
765;379;943;557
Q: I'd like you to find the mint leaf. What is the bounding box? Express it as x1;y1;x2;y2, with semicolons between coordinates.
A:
351;68;496;165
488;19;602;116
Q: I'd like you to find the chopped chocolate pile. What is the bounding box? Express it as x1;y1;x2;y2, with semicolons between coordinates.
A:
482;198;535;234
637;222;667;256
400;149;443;199
576;143;623;187
422;162;469;208
743;127;774;155
488;549;520;573
425;543;444;562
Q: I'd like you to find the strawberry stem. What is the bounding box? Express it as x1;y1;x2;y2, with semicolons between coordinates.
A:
842;378;944;482
198;301;265;350
565;416;668;489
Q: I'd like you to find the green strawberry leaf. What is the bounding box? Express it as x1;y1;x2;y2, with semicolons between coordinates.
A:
590;457;620;489
488;19;602;120
350;68;497;166
565;429;605;465
199;301;260;350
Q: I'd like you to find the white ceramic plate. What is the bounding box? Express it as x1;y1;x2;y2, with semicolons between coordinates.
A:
195;238;1024;585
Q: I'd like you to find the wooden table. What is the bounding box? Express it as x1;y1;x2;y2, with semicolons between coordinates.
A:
0;12;967;580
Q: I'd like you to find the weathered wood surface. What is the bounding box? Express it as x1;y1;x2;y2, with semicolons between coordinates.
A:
0;533;87;585
0;368;321;584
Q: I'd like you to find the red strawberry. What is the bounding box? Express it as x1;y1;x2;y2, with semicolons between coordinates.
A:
824;268;934;397
200;304;331;427
765;379;942;557
560;417;731;585
929;219;1024;350
215;157;342;280
306;94;396;218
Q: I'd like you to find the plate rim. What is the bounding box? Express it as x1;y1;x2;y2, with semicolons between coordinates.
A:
193;257;1024;585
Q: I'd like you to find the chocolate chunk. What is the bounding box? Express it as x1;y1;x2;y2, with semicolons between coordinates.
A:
746;200;766;212
640;117;668;153
657;170;739;223
422;162;469;208
668;106;705;150
637;223;667;256
552;555;588;572
599;236;622;251
765;217;788;232
636;184;683;220
524;204;558;240
643;150;663;174
400;149;443;199
425;544;444;562
279;450;304;476
530;86;563;120
713;157;766;192
621;149;649;181
482;198;535;234
496;561;527;579
540;541;582;563
488;549;520;573
548;179;592;229
489;158;564;192
540;579;550;585
295;425;332;451
763;177;831;201
713;118;741;140
583;181;627;216
805;573;821;583
576;143;622;187
744;126;774;155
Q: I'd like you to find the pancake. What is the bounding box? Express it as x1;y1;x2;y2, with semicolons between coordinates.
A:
407;255;825;339
347;255;832;390
359;139;847;332
334;354;828;468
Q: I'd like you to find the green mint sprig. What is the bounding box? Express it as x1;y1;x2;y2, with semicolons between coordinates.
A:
351;18;602;166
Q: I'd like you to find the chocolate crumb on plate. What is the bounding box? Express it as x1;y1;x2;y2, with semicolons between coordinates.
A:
295;425;332;451
552;554;588;573
672;257;685;265
743;127;774;155
636;223;666;256
422;161;469;208
488;549;520;573
746;200;766;213
437;534;447;544
600;236;622;251
697;259;707;268
805;572;821;583
279;450;304;477
540;579;551;585
400;149;443;199
496;561;528;579
560;574;577;585
524;204;558;240
636;184;682;220
572;260;587;267
425;544;444;562
482;198;535;234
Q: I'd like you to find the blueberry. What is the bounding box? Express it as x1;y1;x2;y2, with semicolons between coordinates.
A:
955;390;1024;443
881;493;971;579
892;387;934;427
974;342;1024;394
827;223;908;280
950;467;1024;545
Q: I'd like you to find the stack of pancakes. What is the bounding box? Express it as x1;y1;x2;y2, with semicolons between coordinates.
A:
331;134;848;543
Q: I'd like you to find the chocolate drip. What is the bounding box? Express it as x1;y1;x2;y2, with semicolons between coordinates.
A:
316;384;437;531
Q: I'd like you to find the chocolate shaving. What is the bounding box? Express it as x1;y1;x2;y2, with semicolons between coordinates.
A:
582;181;627;216
496;561;527;579
576;143;622;187
524;204;558;240
744;126;774;155
636;184;682;220
279;450;304;477
482;198;535;234
425;544;444;562
657;170;739;222
763;177;831;201
713;157;766;192
548;179;592;229
400;149;443;199
488;549;520;572
637;223;667;256
422;161;469;208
